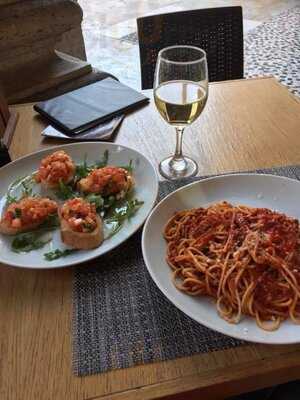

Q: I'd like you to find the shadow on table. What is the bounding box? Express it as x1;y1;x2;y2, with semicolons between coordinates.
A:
228;380;300;400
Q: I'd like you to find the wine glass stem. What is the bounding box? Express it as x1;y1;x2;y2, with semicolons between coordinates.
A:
169;127;187;173
174;127;184;160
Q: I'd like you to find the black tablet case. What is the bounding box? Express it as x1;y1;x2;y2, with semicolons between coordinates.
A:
34;78;149;135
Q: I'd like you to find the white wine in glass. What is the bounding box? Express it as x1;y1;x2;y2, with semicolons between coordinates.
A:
154;46;208;179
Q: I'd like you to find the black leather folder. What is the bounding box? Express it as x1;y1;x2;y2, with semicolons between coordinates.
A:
34;78;149;135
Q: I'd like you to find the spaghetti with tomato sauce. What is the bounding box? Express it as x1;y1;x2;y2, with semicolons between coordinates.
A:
164;201;300;331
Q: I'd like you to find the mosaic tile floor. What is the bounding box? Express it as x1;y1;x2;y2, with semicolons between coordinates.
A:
245;6;300;96
78;0;300;89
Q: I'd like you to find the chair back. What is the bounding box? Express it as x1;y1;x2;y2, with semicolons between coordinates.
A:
0;89;10;138
137;6;243;89
0;88;14;166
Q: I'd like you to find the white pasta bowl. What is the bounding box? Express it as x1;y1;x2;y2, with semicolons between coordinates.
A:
142;173;300;344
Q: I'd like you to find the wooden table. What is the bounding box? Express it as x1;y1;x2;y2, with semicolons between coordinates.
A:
2;77;300;400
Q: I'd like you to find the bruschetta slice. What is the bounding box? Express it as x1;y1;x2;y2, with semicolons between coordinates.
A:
77;166;134;200
59;198;103;249
35;150;75;189
0;197;58;235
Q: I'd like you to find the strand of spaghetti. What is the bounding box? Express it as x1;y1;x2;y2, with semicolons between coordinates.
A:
164;202;300;331
241;281;255;314
223;211;236;253
186;249;212;275
277;265;300;298
289;295;300;324
217;252;230;298
220;262;238;300
255;311;281;331
232;267;247;323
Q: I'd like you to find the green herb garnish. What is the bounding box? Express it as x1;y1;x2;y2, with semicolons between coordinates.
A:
39;213;60;229
85;193;104;209
7;175;27;192
127;199;144;219
103;195;117;210
21;177;35;197
44;248;77;261
75;150;110;180
10;215;59;253
12;232;51;253
6;193;18;206
14;208;22;218
95;149;109;168
55;180;77;200
75;154;90;179
82;222;94;232
120;159;134;173
5;174;36;205
104;198;144;239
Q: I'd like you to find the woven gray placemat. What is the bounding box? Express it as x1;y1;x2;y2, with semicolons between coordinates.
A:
73;165;300;376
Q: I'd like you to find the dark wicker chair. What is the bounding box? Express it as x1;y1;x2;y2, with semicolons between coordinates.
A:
137;7;244;89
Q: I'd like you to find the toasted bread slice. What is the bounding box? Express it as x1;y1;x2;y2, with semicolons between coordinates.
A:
0;196;58;236
0;220;41;235
60;214;103;250
39;174;73;190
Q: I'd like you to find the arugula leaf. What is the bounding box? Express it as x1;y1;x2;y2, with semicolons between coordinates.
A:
12;232;51;253
39;213;60;229
109;199;144;223
120;159;134;173
75;154;90;179
10;215;59;253
75;150;110;180
21;177;35;197
104;221;123;238
127;199;144;219
44;248;77;261
82;222;95;232
55;180;77;200
95;149;109;168
85;193;104;209
5;174;35;205
104;198;144;239
14;208;22;218
6;193;17;206
103;195;117;209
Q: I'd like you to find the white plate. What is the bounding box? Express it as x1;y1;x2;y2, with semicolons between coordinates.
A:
142;173;300;344
0;142;158;269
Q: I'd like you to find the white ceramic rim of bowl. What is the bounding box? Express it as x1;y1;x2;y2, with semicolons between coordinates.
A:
142;173;300;344
0;142;159;269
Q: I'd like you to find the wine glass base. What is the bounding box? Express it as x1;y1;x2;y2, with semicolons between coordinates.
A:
159;156;198;180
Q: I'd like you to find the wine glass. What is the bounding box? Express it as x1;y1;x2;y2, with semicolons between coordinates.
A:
154;45;208;179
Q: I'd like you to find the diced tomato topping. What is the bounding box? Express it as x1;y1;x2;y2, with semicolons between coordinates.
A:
3;197;58;229
35;150;75;185
79;166;129;195
61;198;97;233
